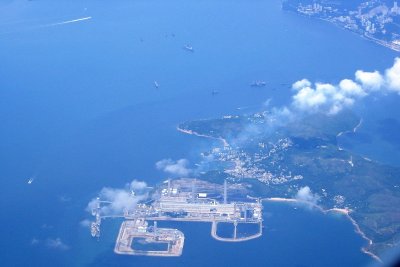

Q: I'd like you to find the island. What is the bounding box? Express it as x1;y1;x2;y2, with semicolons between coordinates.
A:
87;110;400;260
177;111;400;261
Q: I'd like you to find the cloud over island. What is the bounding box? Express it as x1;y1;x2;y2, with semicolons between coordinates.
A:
291;57;400;115
86;180;149;216
155;158;192;176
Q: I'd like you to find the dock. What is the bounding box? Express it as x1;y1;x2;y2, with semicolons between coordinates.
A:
92;178;264;257
115;220;184;256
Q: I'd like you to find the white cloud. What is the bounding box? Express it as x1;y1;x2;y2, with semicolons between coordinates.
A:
31;238;40;245
80;219;91;228
339;79;366;97
31;237;70;251
385;57;400;92
290;57;400;115
292;80;359;115
58;195;71;202
155;158;191;176
292;84;327;111
130;180;147;191
267;106;294;126
292;79;312;91
295;186;320;205
45;238;70;251
355;70;384;91
86;180;149;216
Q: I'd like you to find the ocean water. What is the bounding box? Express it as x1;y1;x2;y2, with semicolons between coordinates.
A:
0;0;397;266
338;94;400;167
83;203;370;267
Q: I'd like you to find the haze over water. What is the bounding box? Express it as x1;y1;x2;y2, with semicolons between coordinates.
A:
0;0;397;266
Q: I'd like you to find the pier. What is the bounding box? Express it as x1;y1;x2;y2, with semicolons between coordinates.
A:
91;178;264;256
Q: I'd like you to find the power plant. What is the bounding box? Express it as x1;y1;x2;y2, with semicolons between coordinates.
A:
91;178;263;257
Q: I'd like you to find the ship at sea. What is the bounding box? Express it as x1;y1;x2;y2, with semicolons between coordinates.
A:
250;81;266;87
183;45;194;52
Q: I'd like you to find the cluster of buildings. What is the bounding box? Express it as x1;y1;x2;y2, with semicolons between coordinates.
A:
93;178;263;257
206;131;303;185
295;2;336;16
285;0;400;51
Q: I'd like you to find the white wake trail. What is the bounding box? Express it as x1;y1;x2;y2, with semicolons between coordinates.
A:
48;16;92;26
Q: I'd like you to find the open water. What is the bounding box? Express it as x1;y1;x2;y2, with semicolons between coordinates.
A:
0;0;397;266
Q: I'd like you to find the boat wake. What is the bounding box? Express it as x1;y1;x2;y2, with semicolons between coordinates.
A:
45;16;92;27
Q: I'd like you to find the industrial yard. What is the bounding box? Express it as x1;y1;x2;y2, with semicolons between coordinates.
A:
91;178;263;256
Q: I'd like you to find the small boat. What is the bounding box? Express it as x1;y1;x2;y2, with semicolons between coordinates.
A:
250;81;266;87
183;45;194;52
154;81;159;88
27;177;34;184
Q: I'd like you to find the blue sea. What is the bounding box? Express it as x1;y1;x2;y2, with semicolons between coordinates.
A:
0;0;397;266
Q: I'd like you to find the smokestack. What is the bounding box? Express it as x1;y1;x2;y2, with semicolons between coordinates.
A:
224;179;227;204
192;179;197;201
168;179;171;196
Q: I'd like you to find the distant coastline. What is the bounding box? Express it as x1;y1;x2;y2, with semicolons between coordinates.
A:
282;1;400;53
316;16;400;52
